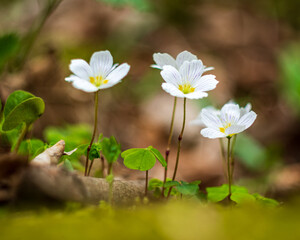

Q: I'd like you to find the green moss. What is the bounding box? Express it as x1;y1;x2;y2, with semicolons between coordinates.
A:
1;201;300;240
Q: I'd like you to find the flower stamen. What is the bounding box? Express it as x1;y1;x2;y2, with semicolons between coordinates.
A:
90;76;109;87
178;83;195;94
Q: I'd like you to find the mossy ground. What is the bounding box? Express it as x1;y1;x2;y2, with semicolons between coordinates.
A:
1;200;300;240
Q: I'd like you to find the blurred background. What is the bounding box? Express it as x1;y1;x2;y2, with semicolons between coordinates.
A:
0;0;300;201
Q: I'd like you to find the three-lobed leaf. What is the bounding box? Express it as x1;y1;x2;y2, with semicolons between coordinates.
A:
148;146;167;167
123;148;156;171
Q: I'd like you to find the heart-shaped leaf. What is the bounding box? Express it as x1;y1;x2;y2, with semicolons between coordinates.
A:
148;146;167;167
123;148;156;171
2;90;45;131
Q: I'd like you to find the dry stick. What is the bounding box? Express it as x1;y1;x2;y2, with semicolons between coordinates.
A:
167;98;187;198
145;170;149;197
85;91;99;176
219;138;228;182
161;97;177;197
229;135;237;184
227;137;232;200
13;124;29;153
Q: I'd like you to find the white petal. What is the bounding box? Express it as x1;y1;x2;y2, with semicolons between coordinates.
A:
194;74;218;92
153;53;177;69
65;75;78;82
184;90;208;99
90;50;113;78
203;66;214;73
72;79;98;92
176;50;197;68
201;128;226;139
179;60;204;85
151;64;162;69
102;63;130;89
161;82;185;98
69;59;93;80
225;125;246;135
201;108;222;129
220;103;240;125
160;65;182;85
237;111;257;129
240;103;252;117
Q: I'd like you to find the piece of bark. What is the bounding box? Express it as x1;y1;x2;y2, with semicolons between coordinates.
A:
31;140;65;165
17;165;147;205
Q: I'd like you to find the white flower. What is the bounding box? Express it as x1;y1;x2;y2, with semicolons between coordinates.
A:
160;60;218;99
152;50;214;72
65;50;130;92
199;102;257;139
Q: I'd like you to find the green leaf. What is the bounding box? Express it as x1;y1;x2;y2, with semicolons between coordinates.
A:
97;0;150;11
148;178;163;190
149;147;167;167
164;181;180;188
63;159;74;171
89;142;101;160
2;90;45;131
3;90;34;117
121;148;141;158
252;193;279;207
176;181;200;196
0;33;19;72
44;124;91;151
101;136;121;163
206;184;229;202
230;192;255;204
123;148;156;171
18;139;45;159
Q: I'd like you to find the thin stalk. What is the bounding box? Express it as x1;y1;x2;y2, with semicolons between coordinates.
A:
87;159;94;176
13;124;29;153
107;163;113;175
167;98;187;198
161;97;177;197
219;138;227;182
85;91;99;176
100;155;105;178
227;137;232;199
230;135;237;183
16;0;63;69
145;170;149;197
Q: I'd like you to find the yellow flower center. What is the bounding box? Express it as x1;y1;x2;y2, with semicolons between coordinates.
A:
89;76;109;87
219;123;234;137
178;83;195;94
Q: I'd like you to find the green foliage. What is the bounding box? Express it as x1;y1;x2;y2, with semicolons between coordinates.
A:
279;43;300;114
121;146;166;171
18;139;46;159
0;33;20;72
2;90;45;131
101;136;121;163
97;0;150;11
122;148;156;171
63;159;74;171
164;180;201;196
89;142;101;160
44;124;91;151
206;184;279;205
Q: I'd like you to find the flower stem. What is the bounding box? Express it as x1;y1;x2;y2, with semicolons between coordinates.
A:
145;170;149;197
100;155;105;178
167;98;187;198
13;124;29;153
227;137;232;199
107;163;113;175
85;91;99;176
161;97;177;197
230;135;237;183
219;138;227;182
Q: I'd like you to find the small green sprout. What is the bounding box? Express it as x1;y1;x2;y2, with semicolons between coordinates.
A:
122;146;166;197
